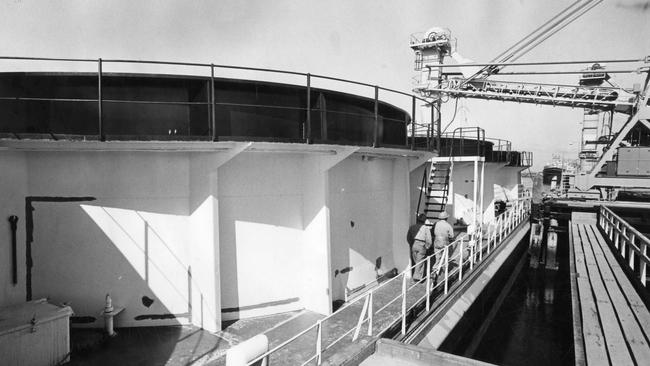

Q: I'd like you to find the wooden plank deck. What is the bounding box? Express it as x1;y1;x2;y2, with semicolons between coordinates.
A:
570;213;650;366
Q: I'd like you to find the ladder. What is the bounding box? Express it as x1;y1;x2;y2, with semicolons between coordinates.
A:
424;161;452;221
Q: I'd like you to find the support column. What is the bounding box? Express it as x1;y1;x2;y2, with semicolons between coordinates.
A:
301;147;358;314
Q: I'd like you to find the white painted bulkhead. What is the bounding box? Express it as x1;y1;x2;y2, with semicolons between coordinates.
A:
410;159;524;229
0;142;430;330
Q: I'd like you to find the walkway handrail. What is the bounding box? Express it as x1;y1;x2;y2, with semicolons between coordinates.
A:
247;197;531;365
0;55;435;149
598;205;650;287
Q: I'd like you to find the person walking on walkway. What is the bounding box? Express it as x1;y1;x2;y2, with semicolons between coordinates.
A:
432;211;455;264
407;213;432;281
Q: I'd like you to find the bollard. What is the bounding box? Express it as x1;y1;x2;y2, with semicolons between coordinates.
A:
226;334;269;366
100;294;124;337
103;294;116;337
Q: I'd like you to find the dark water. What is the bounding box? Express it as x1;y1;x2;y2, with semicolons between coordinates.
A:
472;229;574;366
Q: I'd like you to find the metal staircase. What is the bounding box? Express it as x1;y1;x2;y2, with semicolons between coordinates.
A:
423;161;452;220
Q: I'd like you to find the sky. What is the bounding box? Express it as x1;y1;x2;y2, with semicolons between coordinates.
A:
1;0;649;170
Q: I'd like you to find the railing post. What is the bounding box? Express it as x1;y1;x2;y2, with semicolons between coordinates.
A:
210;64;216;142
470;238;475;270
316;320;322;365
306;73;312;144
499;216;503;243
641;241;647;287
373;86;379;147
629;232;635;271
425;256;431;311
401;273;407;335
616;221;622;253
459;239;464;282
367;291;374;336
98;58;104;141
444;247;449;294
411;96;416;150
353;293;370;341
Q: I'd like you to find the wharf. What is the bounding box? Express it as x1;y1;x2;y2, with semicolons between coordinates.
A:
569;212;650;365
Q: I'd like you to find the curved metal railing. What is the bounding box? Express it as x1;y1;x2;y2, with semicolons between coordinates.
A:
0;56;437;149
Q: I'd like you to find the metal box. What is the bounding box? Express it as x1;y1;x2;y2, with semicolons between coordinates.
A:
617;147;650;176
0;299;73;366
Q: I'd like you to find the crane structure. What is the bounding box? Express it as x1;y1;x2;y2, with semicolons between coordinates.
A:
409;0;650;194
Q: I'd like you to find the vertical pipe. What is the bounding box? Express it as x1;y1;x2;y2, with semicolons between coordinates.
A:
436;49;443;152
473;158;479;239
306;73;312;144
373;86;379;147
98;58;104;141
480;160;485;230
9;216;18;285
211;64;216;142
411;96;416;150
431;105;436;151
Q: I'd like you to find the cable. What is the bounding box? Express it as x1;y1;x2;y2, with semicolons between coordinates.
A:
501;0;596;64
464;0;589;83
441;98;460;134
490;0;584;63
511;0;604;63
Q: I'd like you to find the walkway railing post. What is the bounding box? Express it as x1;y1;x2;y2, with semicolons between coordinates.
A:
306;73;312;144
373;86;379;147
368;292;373;336
98;58;104;141
210;64;216;142
411;95;416;150
641;240;647;287
316;320;322;365
444;247;449;294
425;256;431;311
459;239;464;282
401;273;407;335
628;231;635;270
470;240;475;270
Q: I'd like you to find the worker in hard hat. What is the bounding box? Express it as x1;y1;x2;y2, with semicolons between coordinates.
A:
407;213;432;282
431;211;455;264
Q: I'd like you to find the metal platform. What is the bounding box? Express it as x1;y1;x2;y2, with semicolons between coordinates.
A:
569;212;650;365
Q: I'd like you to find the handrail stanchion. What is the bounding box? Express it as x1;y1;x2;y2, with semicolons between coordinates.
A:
641;240;647;287
411;96;416;150
306;73;312;144
628;231;635;270
444;247;449;294
316;320;322;365
470;238;474;270
401;273;407;335
368;291;374;336
373;86;379;147
98;58;104;142
210;64;216;142
352;293;370;341
459;238;464;282
425;256;431;311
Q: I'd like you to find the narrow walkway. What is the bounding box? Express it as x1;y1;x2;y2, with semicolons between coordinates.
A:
570;213;650;366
